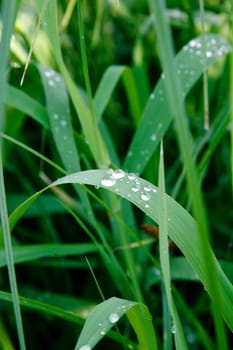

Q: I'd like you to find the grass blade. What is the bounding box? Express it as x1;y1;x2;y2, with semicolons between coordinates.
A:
51;169;233;332
124;33;231;174
0;1;26;349
158;141;188;349
74;297;158;350
148;0;229;348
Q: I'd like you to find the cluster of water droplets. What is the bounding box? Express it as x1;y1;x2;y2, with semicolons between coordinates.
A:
183;35;230;60
100;169;156;209
44;68;61;87
78;304;135;350
42;68;76;172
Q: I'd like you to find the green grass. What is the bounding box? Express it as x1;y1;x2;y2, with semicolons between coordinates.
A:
0;0;233;349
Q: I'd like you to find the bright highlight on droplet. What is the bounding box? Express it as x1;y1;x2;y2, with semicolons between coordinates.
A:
108;313;120;323
101;175;116;187
131;183;140;192
112;169;125;179
141;192;151;201
79;345;91;350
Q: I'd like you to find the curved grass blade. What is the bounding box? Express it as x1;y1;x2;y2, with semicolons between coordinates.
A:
4;169;233;331
123;34;231;174
0;291;137;349
74;297;158;350
94;65;141;124
5;85;49;129
52;169;233;332
37;0;109;168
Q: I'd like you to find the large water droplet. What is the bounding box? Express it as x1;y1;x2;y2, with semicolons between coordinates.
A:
101;175;116;187
141;192;151;201
108;313;120;323
112;169;125;179
79;345;91;350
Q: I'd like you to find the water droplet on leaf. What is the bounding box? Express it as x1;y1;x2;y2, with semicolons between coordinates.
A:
128;173;136;180
112;169;125;179
131;183;140;192
141;193;151;201
108;313;120;323
79;345;91;350
101;175;116;187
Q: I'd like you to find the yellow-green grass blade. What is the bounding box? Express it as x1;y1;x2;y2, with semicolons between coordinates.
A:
37;0;109;168
124;33;231;174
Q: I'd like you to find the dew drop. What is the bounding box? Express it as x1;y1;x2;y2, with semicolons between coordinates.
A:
100;329;106;335
48;80;55;87
108;313;120;323
79;345;91;350
141;192;151;201
101;175;116;187
150;133;156;141
171;323;176;334
128;173;136;180
150;93;155;100
112;169;125;179
144;184;152;192
145;204;149;208
53;113;59;119
131;182;140;192
55;75;61;82
205;50;212;57
45;69;54;77
60;120;67;127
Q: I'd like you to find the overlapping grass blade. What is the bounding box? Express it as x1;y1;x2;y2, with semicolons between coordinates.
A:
0;1;26;349
124;33;231;174
36;0;109;168
0;291;137;349
6;85;49;129
5;169;233;331
149;0;228;348
158;141;188;349
94;65;141;124
51;169;233;332
0;243;97;268
74;297;158;350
